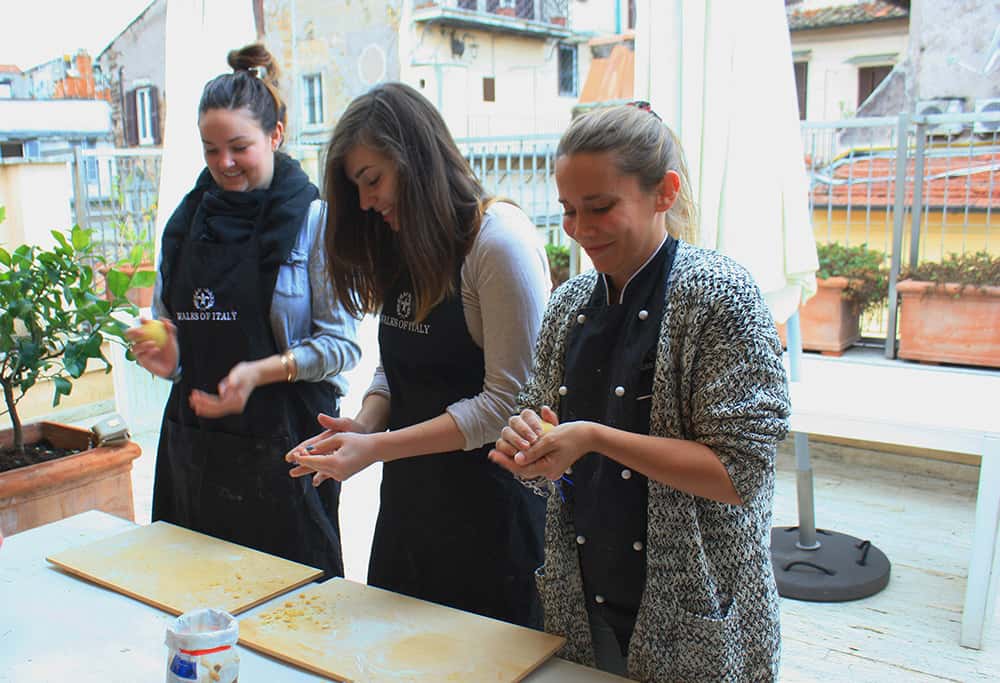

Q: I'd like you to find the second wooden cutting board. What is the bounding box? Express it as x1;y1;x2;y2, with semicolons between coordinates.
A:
240;578;565;682
46;521;323;615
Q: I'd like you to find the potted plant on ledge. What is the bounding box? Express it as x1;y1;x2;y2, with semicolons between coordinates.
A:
779;242;887;355
897;251;1000;368
0;213;144;536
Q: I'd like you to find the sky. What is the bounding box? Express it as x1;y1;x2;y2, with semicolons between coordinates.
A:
0;0;156;69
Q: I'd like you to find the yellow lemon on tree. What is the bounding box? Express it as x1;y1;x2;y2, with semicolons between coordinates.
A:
136;319;168;349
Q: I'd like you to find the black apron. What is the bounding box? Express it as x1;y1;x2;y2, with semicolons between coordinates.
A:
559;236;676;651
369;272;545;627
151;206;344;577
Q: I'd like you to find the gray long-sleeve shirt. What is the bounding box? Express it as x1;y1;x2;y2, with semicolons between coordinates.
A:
365;201;551;450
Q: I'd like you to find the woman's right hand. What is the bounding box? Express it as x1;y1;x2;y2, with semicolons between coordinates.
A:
125;318;180;379
285;413;370;484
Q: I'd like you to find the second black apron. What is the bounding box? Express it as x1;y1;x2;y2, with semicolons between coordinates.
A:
152;206;344;577
369;273;545;627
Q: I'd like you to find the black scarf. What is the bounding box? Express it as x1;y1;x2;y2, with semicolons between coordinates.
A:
159;152;319;312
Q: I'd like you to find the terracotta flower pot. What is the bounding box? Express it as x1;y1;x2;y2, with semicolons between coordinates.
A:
897;280;1000;368
777;276;861;356
0;422;141;536
495;7;517;17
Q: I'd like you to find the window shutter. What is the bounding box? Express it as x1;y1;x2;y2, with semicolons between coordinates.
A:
150;86;162;145
125;88;139;147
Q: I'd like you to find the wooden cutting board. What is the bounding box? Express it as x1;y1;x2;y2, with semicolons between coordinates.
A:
240;578;565;682
46;521;323;615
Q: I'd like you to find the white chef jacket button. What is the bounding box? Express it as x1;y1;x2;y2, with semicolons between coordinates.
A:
577;314;586;324
633;541;644;552
576;535;586;545
558;385;568;396
614;386;625;397
621;469;632;480
638;309;649;320
595;594;606;604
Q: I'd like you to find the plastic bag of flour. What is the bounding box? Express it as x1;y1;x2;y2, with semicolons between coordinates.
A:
165;608;239;683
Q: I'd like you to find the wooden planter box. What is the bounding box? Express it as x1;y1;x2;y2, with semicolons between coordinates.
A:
778;276;861;356
0;422;141;536
897;280;1000;368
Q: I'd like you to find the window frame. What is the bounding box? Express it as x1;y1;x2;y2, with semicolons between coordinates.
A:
302;73;325;128
136;86;156;146
557;43;578;98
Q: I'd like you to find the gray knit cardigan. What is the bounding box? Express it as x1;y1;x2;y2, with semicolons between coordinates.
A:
517;242;790;682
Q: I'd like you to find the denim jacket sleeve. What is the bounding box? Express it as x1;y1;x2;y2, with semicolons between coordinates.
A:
274;200;361;395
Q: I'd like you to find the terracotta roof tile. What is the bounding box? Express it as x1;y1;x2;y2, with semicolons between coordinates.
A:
788;1;908;31
810;149;1000;210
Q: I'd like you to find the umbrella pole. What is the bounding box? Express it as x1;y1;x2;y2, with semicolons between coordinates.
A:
787;313;818;549
770;311;891;601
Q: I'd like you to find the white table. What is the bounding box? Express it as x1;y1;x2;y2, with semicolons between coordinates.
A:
0;511;626;683
788;353;1000;649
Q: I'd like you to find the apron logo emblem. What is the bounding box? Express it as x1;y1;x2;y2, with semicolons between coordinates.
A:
396;291;412;320
193;288;216;311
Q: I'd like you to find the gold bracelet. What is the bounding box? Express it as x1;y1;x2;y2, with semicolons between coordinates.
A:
280;350;297;382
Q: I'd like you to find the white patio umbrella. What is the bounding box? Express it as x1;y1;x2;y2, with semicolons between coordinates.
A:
112;0;254;428
154;0;256;246
634;0;890;602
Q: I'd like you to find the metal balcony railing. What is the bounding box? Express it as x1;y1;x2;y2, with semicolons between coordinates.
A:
415;0;570;27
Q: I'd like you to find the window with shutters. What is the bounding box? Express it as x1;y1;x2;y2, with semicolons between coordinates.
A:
125;85;160;147
483;77;496;102
303;73;324;126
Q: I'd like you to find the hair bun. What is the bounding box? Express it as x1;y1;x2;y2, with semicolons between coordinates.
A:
226;43;280;86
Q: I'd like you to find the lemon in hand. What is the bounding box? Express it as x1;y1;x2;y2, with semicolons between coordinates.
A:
540;421;556;434
136;319;168;349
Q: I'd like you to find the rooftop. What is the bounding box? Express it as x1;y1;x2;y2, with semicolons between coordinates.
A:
810;146;1000;210
787;0;908;31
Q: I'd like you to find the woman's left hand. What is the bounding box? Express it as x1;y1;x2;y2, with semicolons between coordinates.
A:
490;406;592;481
189;361;259;418
286;431;379;484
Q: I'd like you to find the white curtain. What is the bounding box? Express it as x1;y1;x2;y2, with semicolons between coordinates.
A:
154;0;256;252
634;0;818;324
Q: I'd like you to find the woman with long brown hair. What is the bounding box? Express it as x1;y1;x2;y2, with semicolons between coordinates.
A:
286;82;550;627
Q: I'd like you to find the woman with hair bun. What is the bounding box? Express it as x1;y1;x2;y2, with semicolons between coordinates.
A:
126;44;360;577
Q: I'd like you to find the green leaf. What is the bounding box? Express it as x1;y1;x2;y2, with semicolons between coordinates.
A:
0;205;5;223
106;268;131;298
52;376;71;406
129;269;156;290
52;230;70;250
70;225;91;252
0;247;9;266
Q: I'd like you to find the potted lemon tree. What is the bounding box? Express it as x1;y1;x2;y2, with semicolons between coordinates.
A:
0;211;147;536
780;242;887;355
897;251;1000;368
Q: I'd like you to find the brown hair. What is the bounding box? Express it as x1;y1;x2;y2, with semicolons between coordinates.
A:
198;43;286;140
323;82;486;322
557;105;698;243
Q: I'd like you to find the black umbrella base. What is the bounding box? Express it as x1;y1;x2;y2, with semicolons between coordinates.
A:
770;526;891;602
